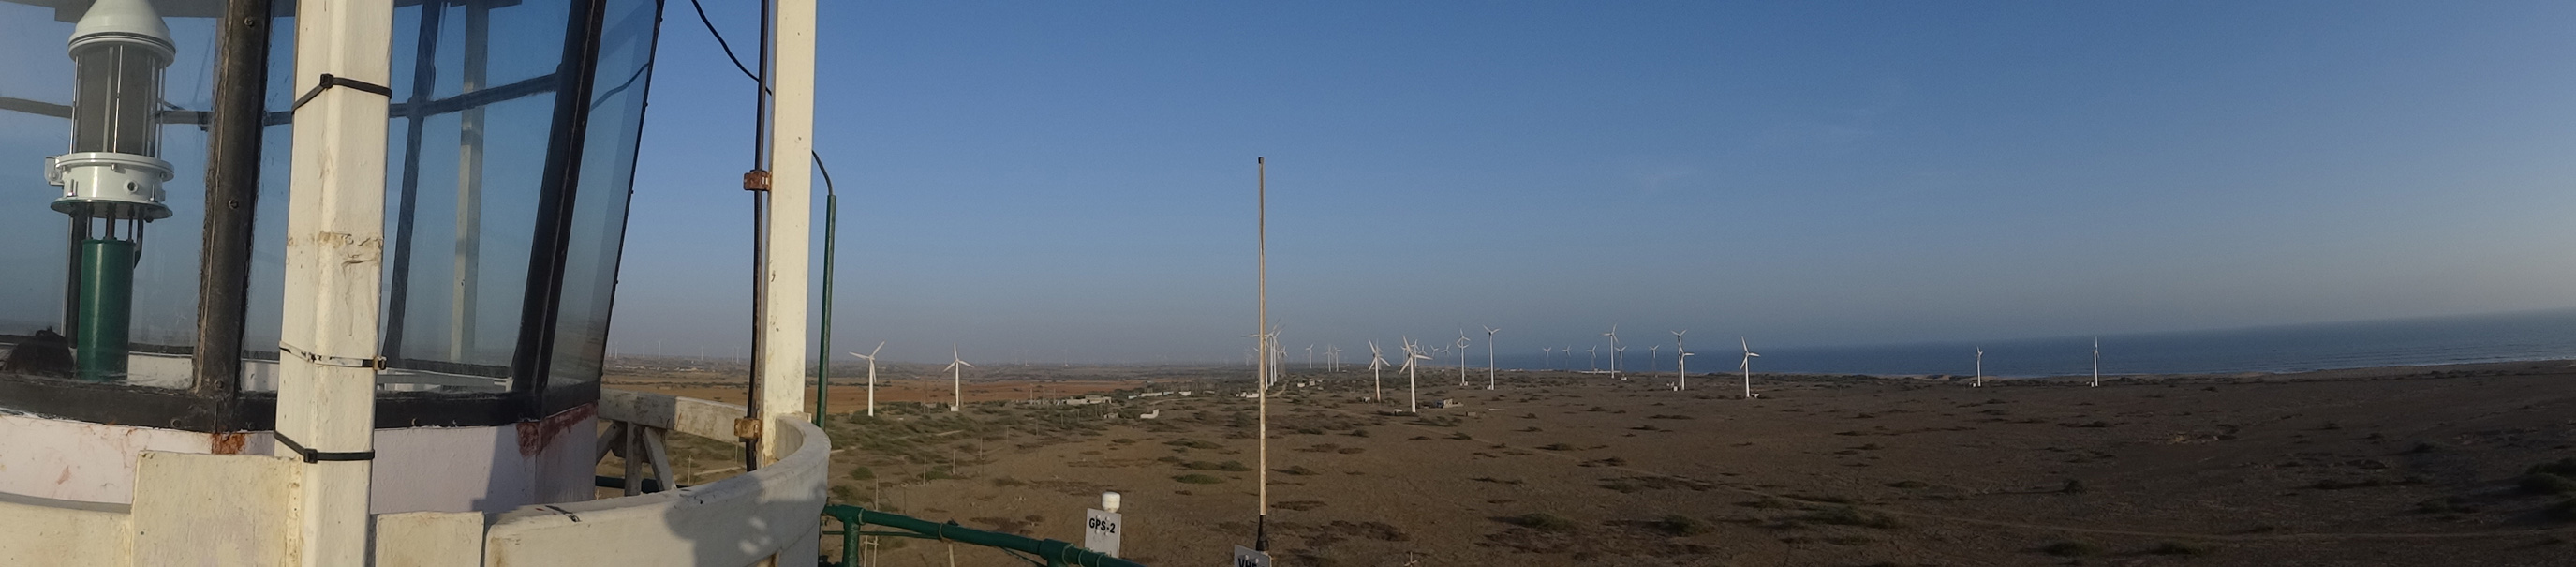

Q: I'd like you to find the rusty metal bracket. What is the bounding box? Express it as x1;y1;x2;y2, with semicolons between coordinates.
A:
742;170;771;192
734;417;763;440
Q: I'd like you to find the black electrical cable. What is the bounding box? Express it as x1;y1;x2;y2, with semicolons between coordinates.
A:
688;0;835;197
688;0;761;83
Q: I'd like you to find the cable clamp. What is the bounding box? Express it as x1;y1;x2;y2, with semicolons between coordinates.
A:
290;73;394;111
743;170;771;192
272;431;376;463
278;343;385;370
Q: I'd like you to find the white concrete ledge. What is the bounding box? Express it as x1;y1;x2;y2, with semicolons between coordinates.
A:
0;490;131;567
482;392;826;567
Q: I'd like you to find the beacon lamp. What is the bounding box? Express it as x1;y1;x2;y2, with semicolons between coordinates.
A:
45;0;173;382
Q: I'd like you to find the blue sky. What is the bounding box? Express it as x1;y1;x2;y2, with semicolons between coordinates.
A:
608;1;2576;365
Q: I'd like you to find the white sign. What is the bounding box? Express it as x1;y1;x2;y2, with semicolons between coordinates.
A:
1085;508;1122;557
1232;545;1271;567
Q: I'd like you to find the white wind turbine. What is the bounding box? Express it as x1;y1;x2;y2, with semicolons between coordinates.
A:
1483;326;1501;390
943;345;973;412
1587;346;1599;372
2091;337;2101;387
1401;337;1431;413
1368;340;1389;402
1671;330;1689;391
1305;345;1313;370
1613;345;1626;380
1739;337;1760;399
1974;347;1983;388
1542;347;1555;370
1455;332;1472;387
1604;325;1621;380
1649;344;1661;373
847;341;885;416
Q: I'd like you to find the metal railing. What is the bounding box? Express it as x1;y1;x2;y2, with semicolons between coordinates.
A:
820;504;1144;567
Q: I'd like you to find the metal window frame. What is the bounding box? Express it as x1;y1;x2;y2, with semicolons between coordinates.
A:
0;0;661;432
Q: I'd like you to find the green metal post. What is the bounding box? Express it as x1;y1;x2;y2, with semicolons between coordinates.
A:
75;239;135;382
820;505;1144;567
816;193;836;425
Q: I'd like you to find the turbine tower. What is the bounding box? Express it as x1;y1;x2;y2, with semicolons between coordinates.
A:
1401;337;1431;413
1649;344;1661;373
2091;337;2101;387
1368;340;1389;402
1588;346;1598;372
1483;326;1501;390
1613;345;1625;380
1974;347;1983;388
1604;325;1621;380
1455;332;1472;387
1542;347;1555;370
1739;337;1760;399
849;341;885;416
1671;330;1689;391
943;345;973;411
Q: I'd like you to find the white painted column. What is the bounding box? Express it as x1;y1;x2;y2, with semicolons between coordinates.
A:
278;0;392;565
760;0;816;466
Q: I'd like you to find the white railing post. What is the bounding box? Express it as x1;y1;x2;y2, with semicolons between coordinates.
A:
277;0;394;564
758;0;817;468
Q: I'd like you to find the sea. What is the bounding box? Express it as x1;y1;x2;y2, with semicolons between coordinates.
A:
1525;308;2576;379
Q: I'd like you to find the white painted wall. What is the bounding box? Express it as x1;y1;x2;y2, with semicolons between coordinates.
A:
0;407;594;514
0;411;218;503
0;490;130;567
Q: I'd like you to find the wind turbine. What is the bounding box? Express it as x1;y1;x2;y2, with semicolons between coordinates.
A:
848;341;884;416
1587;346;1599;372
1455;332;1472;387
1974;347;1983;388
1542;347;1555;370
2091;337;2101;387
1368;340;1389;401
1671;331;1688;391
1739;337;1760;399
1649;344;1661;373
1483;326;1501;390
1604;325;1621;380
943;345;973;412
1613;345;1626;380
1305;345;1313;370
1401;337;1431;413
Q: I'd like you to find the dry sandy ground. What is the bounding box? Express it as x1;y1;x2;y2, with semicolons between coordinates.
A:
628;362;2576;566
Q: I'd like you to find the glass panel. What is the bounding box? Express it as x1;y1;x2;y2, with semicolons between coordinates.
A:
546;0;663;399
244;0;579;395
0;1;214;390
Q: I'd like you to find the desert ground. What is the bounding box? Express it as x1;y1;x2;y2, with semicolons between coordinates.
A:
607;360;2576;566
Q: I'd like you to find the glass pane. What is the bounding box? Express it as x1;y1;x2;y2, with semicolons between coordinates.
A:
244;0;577;395
547;0;663;398
0;1;212;390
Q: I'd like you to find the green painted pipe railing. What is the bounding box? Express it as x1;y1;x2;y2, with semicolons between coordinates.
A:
820;504;1146;567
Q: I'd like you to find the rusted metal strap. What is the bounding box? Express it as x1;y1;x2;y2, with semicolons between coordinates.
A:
278;342;386;370
290;73;393;111
273;431;376;463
